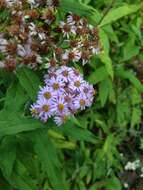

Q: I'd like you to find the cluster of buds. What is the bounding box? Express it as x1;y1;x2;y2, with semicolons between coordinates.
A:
0;0;100;71
30;66;95;126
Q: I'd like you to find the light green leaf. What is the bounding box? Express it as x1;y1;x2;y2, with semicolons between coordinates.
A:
60;0;101;25
99;28;110;54
11;160;37;190
33;130;68;190
87;66;108;84
99;78;110;107
0;112;43;138
4;82;28;112
116;66;143;93
131;108;141;128
100;4;141;27
122;35;140;61
55;123;98;144
106;176;122;190
16;67;40;101
99;53;114;79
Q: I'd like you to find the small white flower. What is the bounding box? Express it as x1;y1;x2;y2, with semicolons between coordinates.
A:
124;183;129;188
69;48;81;62
60;21;76;38
28;0;38;8
125;160;141;171
28;22;37;36
62;51;69;61
38;32;46;40
0;36;8;52
5;0;22;7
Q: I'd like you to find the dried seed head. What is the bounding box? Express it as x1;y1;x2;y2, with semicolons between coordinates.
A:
22;54;37;65
0;0;6;9
69;40;78;48
49;58;57;67
52;0;59;7
25;9;39;20
55;47;63;56
5;58;16;71
8;25;20;36
42;9;55;23
71;14;81;22
31;41;39;51
39;43;49;54
81;50;91;60
6;43;17;55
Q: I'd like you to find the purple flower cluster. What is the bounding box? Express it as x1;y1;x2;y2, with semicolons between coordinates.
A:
30;66;95;126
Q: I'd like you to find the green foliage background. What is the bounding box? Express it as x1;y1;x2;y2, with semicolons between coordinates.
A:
0;0;143;189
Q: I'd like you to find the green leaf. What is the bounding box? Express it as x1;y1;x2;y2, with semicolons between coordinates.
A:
116;66;143;93
87;66;108;84
100;4;141;27
33;129;68;190
131;108;141;128
99;78;110;107
11;160;37;190
0;137;16;178
60;0;101;25
122;35;140;61
99;28;110;54
0;112;43;138
99;53;114;79
16;67;40;101
106;176;122;190
56;123;98;144
4;82;28;112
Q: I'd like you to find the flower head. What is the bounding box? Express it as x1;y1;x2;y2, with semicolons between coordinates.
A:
31;66;95;126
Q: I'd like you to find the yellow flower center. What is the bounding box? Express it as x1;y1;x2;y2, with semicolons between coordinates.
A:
31;108;38;115
42;105;50;112
74;80;81;87
58;103;64;112
53;83;59;90
44;92;51;99
62;70;68;77
62;115;68;123
80;99;85;106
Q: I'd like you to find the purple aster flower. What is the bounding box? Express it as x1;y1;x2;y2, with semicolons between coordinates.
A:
30;103;40;118
70;75;85;92
54;114;69;126
56;66;74;82
38;86;56;101
49;76;65;93
52;96;69;115
36;98;53;120
74;94;87;110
